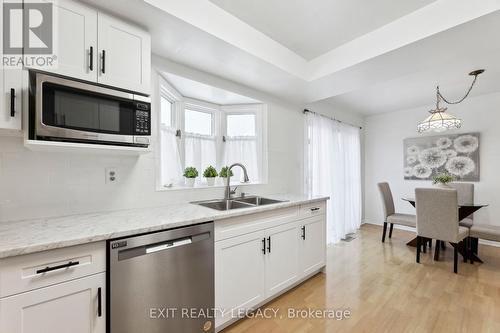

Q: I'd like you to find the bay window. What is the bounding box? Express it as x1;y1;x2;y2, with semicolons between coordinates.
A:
158;75;267;189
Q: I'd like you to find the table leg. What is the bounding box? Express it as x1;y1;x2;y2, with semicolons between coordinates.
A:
450;242;483;264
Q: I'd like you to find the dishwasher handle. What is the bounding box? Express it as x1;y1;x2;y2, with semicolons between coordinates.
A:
146;237;192;254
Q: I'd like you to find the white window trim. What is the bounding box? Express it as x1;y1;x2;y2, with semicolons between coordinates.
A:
155;75;268;191
221;104;268;184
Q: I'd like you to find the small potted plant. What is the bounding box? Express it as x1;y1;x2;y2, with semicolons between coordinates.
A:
183;166;198;187
432;172;455;188
219;166;234;186
203;165;218;186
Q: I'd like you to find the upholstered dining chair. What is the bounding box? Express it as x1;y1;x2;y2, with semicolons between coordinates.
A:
377;182;416;242
449;182;474;228
415;188;469;273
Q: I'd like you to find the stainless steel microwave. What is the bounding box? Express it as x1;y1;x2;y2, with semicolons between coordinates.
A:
29;71;151;147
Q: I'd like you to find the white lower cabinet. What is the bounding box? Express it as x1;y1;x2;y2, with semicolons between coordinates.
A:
215;230;267;327
299;216;327;276
264;223;299;296
215;203;327;330
0;272;106;333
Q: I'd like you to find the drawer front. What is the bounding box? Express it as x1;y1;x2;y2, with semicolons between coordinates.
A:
215;206;299;242
0;242;106;298
299;201;326;219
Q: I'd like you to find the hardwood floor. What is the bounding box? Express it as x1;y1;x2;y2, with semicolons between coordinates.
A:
221;224;500;333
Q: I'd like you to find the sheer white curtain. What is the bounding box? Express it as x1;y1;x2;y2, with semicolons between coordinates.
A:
305;112;362;244
160;127;183;186
185;133;217;179
223;136;259;182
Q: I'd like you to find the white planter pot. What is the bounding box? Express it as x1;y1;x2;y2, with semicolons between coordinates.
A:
206;177;215;186
221;177;229;186
185;178;196;187
434;183;452;189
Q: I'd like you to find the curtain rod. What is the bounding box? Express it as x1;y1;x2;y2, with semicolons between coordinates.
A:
303;109;362;129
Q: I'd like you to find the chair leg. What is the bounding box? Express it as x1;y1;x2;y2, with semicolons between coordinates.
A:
434;240;440;261
423;238;427;253
463;239;467;263
472;237;479;254
453;243;458;274
441;241;446;250
416;236;421;263
428;239;432;249
382;222;387;243
389;223;394;238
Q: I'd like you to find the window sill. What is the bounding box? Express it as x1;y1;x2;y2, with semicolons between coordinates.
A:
155;181;266;192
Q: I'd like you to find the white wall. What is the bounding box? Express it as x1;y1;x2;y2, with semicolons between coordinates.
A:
0;60;302;222
364;91;500;226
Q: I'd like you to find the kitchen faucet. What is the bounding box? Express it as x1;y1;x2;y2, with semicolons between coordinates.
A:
224;163;250;200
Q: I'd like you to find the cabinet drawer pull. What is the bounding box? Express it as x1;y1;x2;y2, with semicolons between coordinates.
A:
310;207;320;212
10;88;15;117
262;238;266;255
301;226;306;240
36;260;79;274
97;287;102;317
267;236;271;253
89;46;94;71
101;50;106;74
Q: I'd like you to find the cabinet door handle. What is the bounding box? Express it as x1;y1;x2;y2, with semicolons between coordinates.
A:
97;287;102;317
101;50;106;74
89;46;94;71
301;226;306;240
267;236;271;253
310;207;320;212
36;260;79;274
10;88;15;117
262;238;266;255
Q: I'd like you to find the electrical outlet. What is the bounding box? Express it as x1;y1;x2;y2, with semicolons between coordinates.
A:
105;168;118;183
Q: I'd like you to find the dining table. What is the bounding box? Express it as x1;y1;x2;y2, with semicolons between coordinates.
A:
402;197;488;263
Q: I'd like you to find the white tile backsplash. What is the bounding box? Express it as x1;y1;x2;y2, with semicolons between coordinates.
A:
0;98;304;222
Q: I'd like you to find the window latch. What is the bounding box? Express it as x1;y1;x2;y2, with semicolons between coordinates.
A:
175;129;182;138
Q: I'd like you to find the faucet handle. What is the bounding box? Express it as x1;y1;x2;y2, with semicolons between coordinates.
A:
230;186;238;195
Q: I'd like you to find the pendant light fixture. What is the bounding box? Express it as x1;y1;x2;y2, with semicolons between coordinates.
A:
417;69;485;133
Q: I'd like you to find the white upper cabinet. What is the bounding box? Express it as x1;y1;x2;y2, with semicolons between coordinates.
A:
97;12;151;94
1;70;24;131
25;0;150;95
0;1;23;131
49;0;98;81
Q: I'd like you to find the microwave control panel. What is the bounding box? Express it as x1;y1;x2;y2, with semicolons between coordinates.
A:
134;102;151;135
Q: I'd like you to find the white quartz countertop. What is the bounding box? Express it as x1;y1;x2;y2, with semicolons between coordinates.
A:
0;194;328;259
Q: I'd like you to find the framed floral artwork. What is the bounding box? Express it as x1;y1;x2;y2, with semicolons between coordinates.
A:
403;132;480;181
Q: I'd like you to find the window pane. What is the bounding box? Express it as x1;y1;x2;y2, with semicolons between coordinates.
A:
185;109;213;135
161;97;172;127
227;114;256;136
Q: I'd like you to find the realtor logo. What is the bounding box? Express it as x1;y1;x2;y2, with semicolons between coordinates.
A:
3;2;53;54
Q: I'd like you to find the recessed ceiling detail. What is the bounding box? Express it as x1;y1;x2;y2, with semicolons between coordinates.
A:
209;0;436;60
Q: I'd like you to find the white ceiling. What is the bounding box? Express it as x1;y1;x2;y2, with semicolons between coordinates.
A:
209;0;436;60
323;9;500;115
82;0;500;116
161;72;260;105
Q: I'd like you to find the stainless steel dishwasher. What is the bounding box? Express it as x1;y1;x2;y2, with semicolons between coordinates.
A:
108;222;214;333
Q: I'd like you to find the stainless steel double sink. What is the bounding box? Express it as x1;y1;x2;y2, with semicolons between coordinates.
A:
192;196;286;211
